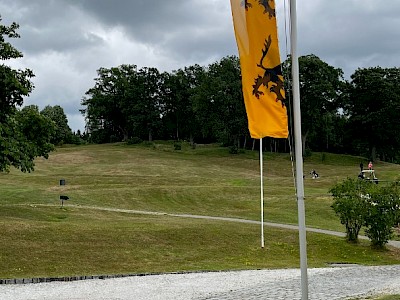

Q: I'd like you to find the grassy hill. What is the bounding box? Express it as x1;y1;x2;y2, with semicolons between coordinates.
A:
1;142;400;279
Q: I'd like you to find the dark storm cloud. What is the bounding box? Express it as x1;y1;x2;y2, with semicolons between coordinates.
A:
1;0;400;130
62;0;236;65
0;1;105;55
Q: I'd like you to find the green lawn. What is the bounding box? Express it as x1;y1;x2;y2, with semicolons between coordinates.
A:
1;142;400;279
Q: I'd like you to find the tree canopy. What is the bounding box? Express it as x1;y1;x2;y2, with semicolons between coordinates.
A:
283;54;346;153
345;67;400;161
0;17;54;172
41;105;73;145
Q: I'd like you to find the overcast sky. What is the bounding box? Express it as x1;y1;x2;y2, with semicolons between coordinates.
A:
1;0;399;132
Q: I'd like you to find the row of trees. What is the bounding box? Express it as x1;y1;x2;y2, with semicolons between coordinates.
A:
2;16;400;173
81;55;400;162
81;58;247;148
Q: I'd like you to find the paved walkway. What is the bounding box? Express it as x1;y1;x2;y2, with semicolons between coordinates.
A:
1;265;400;299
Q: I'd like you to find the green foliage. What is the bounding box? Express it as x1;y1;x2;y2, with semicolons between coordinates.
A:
331;178;400;247
330;178;370;241
40;105;72;145
283;54;346;153
160;65;203;141
304;148;313;158
0;18;34;119
126;137;143;145
81;57;249;148
192;56;247;146
229;144;239;154
173;141;182;150
81;65;162;142
0;19;54;172
364;182;400;247
346;67;400;162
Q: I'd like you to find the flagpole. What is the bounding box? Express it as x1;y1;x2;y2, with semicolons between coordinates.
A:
260;138;265;248
289;0;309;299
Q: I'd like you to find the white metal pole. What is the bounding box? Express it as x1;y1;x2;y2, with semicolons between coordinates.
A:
289;0;309;299
260;138;265;248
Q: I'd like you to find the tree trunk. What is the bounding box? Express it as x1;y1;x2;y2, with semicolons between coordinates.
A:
371;146;377;162
121;127;129;141
189;133;194;145
302;131;309;154
176;119;179;141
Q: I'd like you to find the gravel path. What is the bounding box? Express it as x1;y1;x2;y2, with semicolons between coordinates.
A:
1;265;400;300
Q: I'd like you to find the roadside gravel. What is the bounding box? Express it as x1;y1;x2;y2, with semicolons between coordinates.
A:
1;265;400;300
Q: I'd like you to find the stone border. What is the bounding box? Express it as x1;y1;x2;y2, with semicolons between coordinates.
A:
0;269;240;285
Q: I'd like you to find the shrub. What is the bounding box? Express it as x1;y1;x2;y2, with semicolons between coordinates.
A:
331;178;400;247
330;178;370;242
174;141;182;150
126;137;142;145
363;182;400;247
229;145;238;154
142;141;154;148
304;148;312;157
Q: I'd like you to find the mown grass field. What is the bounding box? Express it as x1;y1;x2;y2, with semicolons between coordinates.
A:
1;142;400;279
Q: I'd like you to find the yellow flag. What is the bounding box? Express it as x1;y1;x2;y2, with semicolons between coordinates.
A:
230;0;288;139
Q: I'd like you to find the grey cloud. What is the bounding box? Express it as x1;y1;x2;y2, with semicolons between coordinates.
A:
2;0;106;55
2;0;400;131
296;0;400;77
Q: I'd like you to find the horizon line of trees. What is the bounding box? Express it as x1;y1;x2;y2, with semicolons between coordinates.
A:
2;15;400;174
80;55;400;163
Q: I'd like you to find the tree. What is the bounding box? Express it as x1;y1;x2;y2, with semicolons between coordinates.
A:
0;19;34;120
160;65;203;143
346;67;400;162
81;65;133;142
40;105;72;145
131;67;162;142
331;178;400;247
191;56;248;147
81;65;163;142
330;178;369;242
363;181;400;247
0;18;54;172
283;55;346;153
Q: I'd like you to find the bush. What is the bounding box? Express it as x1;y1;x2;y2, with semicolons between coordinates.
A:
331;178;400;247
304;148;312;157
174;141;182;150
364;182;400;247
142;141;154;148
229;145;238;154
330;178;370;242
126;137;143;145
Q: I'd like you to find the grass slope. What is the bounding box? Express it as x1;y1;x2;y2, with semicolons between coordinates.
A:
1;142;400;279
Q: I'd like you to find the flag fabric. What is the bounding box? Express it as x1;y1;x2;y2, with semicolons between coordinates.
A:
230;0;288;139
